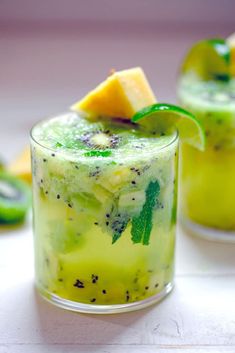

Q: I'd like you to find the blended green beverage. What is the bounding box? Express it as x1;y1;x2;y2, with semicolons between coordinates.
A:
31;112;178;313
179;79;235;233
31;67;203;313
178;37;235;241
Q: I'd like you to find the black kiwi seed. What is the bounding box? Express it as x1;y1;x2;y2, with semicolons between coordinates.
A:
57;194;60;199
91;274;99;283
90;298;96;303
51;153;55;157
102;289;107;294
74;279;85;288
89;169;100;178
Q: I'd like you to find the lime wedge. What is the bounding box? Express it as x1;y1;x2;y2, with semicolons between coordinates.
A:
181;39;231;82
131;103;205;151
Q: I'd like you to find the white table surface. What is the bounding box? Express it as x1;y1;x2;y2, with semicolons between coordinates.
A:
1;24;235;353
1;222;235;353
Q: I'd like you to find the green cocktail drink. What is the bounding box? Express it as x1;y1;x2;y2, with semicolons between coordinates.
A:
179;79;235;233
31;68;203;313
178;37;235;241
31;112;178;313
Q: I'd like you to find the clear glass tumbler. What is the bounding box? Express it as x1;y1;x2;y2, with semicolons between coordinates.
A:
178;78;235;242
31;112;178;313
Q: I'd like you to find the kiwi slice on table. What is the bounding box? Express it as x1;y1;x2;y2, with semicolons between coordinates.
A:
0;172;31;224
0;157;5;171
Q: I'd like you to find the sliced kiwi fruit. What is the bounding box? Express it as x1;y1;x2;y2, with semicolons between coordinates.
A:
0;172;31;224
80;129;120;150
0;157;4;171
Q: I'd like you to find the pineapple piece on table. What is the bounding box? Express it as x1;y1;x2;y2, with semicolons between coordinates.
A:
8;147;31;183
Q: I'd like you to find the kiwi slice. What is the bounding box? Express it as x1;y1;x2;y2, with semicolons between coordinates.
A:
0;172;31;224
80;129;120;150
0;157;4;171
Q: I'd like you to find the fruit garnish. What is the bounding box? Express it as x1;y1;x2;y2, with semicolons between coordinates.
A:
131;180;160;245
8;147;31;183
71;67;156;119
81;130;120;150
227;33;235;76
0;172;31;225
132;103;205;150
180;38;231;82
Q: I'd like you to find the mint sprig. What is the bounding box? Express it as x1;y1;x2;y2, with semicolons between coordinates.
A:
84;150;112;157
131;180;160;245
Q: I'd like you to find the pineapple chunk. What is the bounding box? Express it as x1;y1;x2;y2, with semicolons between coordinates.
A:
8;147;31;183
71;67;157;119
227;33;235;76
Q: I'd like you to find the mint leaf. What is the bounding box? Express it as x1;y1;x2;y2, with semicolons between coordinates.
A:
131;180;160;245
84;150;112;157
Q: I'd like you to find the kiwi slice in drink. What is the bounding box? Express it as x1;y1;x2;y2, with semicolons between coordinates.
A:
0;172;31;224
80;128;120;157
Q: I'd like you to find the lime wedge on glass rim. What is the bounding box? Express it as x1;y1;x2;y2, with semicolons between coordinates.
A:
131;103;205;151
180;38;231;82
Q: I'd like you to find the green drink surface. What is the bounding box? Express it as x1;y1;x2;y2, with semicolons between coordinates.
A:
178;78;235;148
31;112;178;305
32;112;176;161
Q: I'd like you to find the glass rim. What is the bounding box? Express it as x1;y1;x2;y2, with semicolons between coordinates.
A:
30;111;179;159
